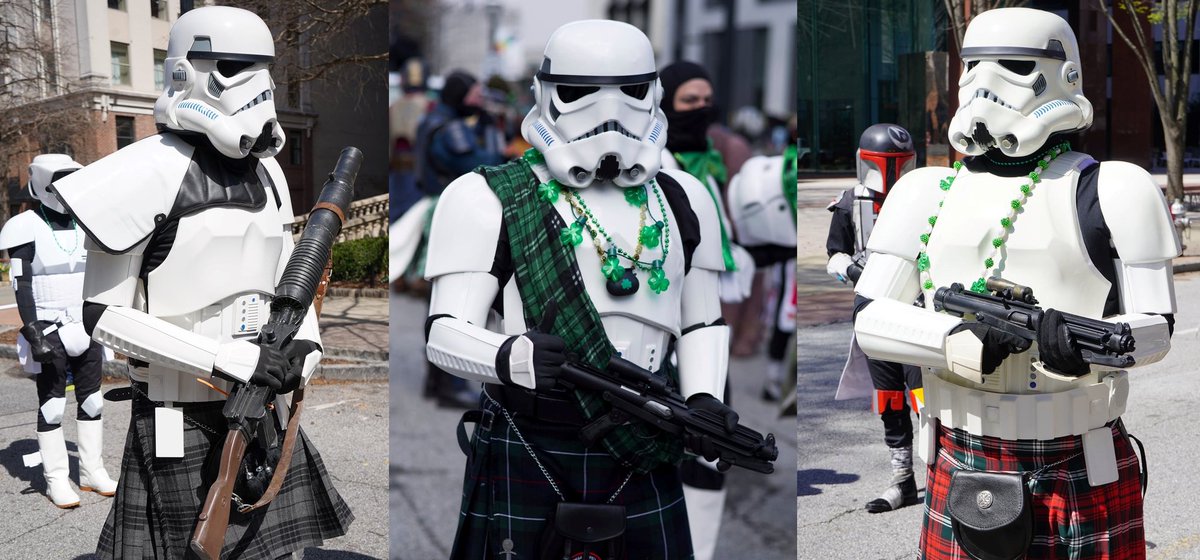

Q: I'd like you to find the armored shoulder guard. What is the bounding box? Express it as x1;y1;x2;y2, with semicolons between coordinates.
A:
423;172;504;279
0;211;40;250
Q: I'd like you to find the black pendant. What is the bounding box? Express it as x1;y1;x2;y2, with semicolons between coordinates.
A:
606;268;639;296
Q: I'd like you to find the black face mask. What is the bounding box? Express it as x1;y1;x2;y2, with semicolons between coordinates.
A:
665;105;716;153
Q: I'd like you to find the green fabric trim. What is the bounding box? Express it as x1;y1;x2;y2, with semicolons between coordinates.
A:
673;140;737;271
782;145;798;222
477;154;684;473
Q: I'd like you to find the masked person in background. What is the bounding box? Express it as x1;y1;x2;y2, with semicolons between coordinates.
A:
854;9;1176;558
826;124;924;514
51;8;352;558
0;154;118;510
424;20;738;559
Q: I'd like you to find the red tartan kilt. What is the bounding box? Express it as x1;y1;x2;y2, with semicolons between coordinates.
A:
921;420;1145;560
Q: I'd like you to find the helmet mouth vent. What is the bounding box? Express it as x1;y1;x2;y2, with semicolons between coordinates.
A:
207;75;226;98
571;120;640;142
233;90;273;115
595;155;620;181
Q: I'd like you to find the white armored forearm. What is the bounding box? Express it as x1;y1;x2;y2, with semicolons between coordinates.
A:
426;272;534;387
677;267;729;400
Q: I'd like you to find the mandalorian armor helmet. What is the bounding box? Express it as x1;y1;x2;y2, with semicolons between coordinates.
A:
153;6;284;159
947;8;1093;158
857;124;915;213
520;20;667;188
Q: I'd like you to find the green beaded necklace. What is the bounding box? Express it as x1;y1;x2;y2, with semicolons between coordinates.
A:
523;149;673;295
38;206;79;255
916;142;1071;297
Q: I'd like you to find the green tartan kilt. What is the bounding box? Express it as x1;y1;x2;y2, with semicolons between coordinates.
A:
450;392;693;560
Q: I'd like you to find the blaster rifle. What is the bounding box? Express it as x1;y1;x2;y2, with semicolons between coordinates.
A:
558;357;778;474
932;278;1136;369
190;146;362;559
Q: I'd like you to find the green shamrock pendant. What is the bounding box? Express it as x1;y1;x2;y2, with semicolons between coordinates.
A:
560;222;584;247
639;222;662;248
970;277;988;293
602;254;624;282
538;181;560;204
624;187;648;207
648;265;670;294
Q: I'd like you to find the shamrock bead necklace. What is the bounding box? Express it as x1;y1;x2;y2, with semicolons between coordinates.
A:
916;142;1071;299
523;148;672;295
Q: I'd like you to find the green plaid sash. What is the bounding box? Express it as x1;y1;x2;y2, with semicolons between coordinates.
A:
476;157;684;474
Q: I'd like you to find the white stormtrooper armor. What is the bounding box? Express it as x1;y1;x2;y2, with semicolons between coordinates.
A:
428;21;728;401
727;155;796;249
853;10;1178;480
1;155;90;373
50;7;320;457
947;8;1092;158
520;20;666;189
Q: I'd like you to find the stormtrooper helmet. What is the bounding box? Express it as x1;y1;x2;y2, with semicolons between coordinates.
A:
521;20;667;188
29;154;82;213
153;6;284;159
948;8;1092;157
856;124;915;213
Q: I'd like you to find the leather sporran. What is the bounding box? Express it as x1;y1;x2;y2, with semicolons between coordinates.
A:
947;470;1033;560
538;502;626;560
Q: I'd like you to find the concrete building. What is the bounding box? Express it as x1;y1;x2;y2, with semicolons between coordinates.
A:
1;0;386;219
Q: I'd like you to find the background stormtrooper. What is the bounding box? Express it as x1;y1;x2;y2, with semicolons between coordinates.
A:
854;9;1176;558
0;154;117;509
825;124;925;514
50;7;351;558
423;20;733;558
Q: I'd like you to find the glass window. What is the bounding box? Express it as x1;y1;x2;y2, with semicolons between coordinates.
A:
288;131;302;165
111;42;130;86
154;49;167;90
150;0;168;19
115;116;136;149
108;0;125;10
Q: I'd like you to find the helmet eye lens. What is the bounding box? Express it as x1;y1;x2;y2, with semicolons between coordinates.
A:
216;60;255;78
557;85;599;103
620;83;651;100
966;60;979;71
998;59;1037;75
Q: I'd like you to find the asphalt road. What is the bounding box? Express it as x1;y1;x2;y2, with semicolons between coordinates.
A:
389;292;797;559
795;271;1200;560
0;361;389;559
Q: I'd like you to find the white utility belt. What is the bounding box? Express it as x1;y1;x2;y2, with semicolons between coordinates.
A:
921;369;1129;441
918;370;1131;487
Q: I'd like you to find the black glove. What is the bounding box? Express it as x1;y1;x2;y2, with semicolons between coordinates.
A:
20;321;60;363
683;393;739;462
249;345;290;391
496;301;566;390
950;321;1032;375
1037;308;1090;376
280;339;321;393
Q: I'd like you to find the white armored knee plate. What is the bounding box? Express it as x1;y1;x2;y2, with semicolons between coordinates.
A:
947;8;1092;157
154;6;284;159
521;20;667;188
28;154;82;213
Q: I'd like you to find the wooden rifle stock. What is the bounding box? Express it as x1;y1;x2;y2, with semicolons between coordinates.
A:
190;431;249;559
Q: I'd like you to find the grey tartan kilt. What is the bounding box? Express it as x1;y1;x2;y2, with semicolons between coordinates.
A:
97;389;354;560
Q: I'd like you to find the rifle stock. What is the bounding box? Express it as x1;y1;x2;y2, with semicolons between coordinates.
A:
191;431;248;559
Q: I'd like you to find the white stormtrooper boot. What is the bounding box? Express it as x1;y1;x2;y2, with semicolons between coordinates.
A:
36;428;81;508
682;477;726;560
76;419;118;496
